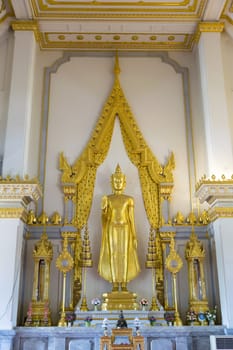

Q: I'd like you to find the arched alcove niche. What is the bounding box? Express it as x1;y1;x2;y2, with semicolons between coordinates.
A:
58;54;175;231
39;52;195;220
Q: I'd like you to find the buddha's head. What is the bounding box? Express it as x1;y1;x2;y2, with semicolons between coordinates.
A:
111;164;126;193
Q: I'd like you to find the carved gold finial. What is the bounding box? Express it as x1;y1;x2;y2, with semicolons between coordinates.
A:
27;210;37;224
114;51;121;78
115;163;122;175
50;211;62;225
37;211;49;225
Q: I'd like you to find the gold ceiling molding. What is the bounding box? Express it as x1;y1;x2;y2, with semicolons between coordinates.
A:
11;20;41;42
221;0;233;25
37;0;192;7
0;207;27;221
40;32;194;51
31;0;204;15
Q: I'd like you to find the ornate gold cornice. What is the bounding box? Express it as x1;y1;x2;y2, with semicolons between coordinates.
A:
198;21;225;32
195;174;233;205
0;207;27;221
0;176;42;205
208;207;233;221
194;21;224;44
11;20;40;42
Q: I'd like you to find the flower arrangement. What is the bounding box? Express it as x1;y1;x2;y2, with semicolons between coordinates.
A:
91;298;101;306
148;315;156;325
148;315;156;322
164;312;175;324
205;306;217;323
140;298;149;306
186;309;197;324
66;313;75;323
84;316;93;322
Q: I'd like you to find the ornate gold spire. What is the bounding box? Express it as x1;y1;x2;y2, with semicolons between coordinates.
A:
114;51;121;78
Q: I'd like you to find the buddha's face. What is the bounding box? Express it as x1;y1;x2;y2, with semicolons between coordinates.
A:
112;175;126;191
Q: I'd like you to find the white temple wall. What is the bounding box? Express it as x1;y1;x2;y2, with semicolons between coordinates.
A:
0;32;13;172
0;219;24;329
221;31;233;154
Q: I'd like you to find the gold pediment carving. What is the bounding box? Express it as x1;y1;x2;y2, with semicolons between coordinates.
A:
60;55;175;230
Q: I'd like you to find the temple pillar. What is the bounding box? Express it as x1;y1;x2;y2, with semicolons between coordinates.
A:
2;23;37;177
0;179;42;329
197;22;233;177
196;179;233;328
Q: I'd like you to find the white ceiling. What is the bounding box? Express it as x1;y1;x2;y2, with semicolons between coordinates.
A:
1;0;233;51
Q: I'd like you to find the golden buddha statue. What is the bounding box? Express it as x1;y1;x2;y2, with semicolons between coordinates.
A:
98;164;140;293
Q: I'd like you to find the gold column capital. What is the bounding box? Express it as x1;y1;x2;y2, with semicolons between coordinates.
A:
198;22;225;33
11;20;40;42
0;207;27;221
194;21;225;44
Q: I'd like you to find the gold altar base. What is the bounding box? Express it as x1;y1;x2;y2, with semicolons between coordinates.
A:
25;301;51;327
190;300;209;314
101;291;139;311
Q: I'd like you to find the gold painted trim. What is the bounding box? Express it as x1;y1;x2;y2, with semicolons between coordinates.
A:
30;0;206;18
221;14;233;26
194;21;225;46
0;175;41;184
39;33;195;51
11;20;41;42
198;21;225;33
0;208;27;221
196;175;233;191
208;207;233;221
40;0;192;6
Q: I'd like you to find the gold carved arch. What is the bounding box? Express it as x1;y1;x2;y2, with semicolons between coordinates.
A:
59;55;175;230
